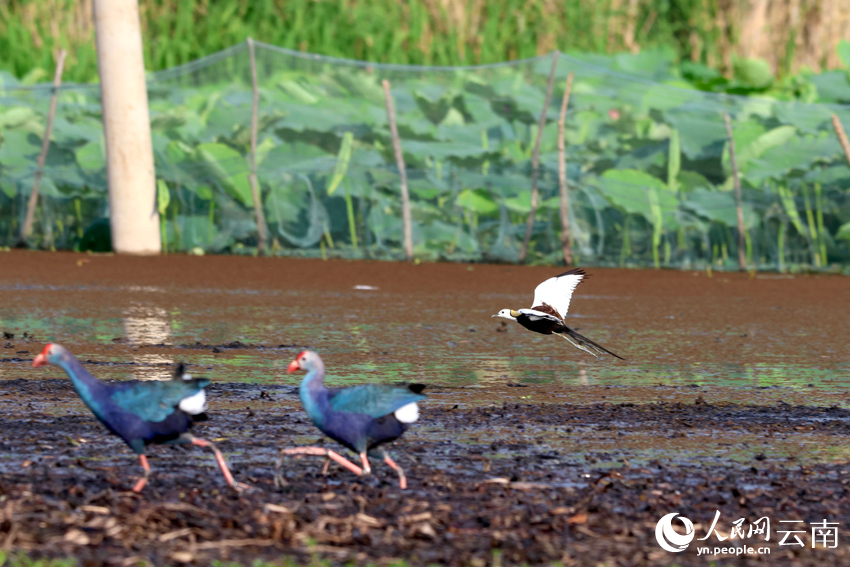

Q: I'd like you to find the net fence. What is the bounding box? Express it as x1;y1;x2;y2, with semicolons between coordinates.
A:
2;41;850;271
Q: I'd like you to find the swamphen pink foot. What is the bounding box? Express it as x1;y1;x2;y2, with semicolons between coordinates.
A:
276;350;425;490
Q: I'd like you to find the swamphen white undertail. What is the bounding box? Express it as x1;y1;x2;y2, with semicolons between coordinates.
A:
276;350;426;489
32;343;245;493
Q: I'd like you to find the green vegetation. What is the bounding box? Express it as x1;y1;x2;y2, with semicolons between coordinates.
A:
1;0;848;89
2;1;850;269
0;552;76;567
2;44;850;270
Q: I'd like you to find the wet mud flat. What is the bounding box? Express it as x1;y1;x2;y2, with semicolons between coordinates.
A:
2;250;850;565
1;379;850;566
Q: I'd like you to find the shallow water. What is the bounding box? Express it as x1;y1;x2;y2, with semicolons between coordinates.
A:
3;253;848;405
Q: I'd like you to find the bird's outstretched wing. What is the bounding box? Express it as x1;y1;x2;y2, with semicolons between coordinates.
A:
110;378;210;422
557;327;624;360
328;383;426;418
531;268;587;318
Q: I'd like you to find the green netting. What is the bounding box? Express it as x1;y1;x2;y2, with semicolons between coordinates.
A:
2;41;850;270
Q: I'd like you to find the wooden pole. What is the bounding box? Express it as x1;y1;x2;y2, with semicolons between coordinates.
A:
557;72;575;266
18;49;67;246
519;52;559;263
247;38;268;255
832;114;850;167
93;0;160;254
381;79;413;261
723;112;747;271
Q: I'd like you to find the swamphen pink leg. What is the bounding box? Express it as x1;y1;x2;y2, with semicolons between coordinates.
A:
132;454;151;493
187;436;249;491
381;450;407;489
275;447;366;488
359;452;371;474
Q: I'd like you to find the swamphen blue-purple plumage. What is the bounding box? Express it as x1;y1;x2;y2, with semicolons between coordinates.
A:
277;350;426;489
32;343;244;492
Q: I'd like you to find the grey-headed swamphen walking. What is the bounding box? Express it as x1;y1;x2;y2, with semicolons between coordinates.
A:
276;350;426;489
32;343;245;492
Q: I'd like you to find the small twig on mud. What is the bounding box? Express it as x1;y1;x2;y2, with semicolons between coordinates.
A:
832;114;850;168
158;527;195;543
382;79;414;261
193;538;277;550
19;49;67;247
246;38;268;255
723;112;747;271
520;51;559;263
557;71;575;266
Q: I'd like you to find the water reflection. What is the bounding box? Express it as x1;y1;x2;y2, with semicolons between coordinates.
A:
122;304;173;381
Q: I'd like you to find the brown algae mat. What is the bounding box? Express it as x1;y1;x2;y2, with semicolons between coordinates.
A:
1;250;850;566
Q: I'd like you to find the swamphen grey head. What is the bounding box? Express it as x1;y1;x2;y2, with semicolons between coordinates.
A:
287;350;323;374
32;343;70;368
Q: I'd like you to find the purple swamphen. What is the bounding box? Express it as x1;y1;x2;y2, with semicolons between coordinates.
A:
492;268;624;359
32;343;245;492
276;350;426;489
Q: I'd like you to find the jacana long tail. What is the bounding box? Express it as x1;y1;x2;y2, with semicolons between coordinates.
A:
557;327;624;360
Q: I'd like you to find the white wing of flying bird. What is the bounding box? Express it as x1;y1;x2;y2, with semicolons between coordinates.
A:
530;268;587;319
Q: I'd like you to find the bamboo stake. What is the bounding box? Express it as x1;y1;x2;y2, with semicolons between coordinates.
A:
18;49;67;246
381;79;413;261
246;38;268;255
557;71;575;266
832;114;850;167
519;52;559;263
723;112;746;271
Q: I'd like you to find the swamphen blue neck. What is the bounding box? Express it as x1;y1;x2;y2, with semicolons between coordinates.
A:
298;353;329;428
51;348;110;417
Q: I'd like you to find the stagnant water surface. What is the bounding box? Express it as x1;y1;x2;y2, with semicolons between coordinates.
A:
3;253;848;397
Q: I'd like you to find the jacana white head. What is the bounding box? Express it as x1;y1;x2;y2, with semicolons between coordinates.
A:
492;309;519;321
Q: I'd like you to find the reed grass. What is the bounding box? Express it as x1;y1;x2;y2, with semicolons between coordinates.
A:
1;0;847;84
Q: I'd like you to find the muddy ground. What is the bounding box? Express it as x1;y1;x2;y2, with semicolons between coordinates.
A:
2;250;850;566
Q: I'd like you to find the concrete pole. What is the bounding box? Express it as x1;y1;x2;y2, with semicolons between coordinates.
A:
93;0;161;254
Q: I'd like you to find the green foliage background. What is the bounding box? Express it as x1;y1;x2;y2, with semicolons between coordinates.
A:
2;2;850;270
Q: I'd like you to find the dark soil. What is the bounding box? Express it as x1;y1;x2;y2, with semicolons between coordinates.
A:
0;377;849;566
2;250;850;566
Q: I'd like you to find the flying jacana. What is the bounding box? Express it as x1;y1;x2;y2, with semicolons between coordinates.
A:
493;268;623;359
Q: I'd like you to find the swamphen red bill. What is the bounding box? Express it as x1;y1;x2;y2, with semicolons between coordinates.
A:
492;268;624;360
32;343;245;492
277;350;426;489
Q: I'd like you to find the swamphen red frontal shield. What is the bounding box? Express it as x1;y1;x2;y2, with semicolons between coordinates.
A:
32;343;245;492
276;350;426;489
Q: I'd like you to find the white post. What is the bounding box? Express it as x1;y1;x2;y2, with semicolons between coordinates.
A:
93;0;161;254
